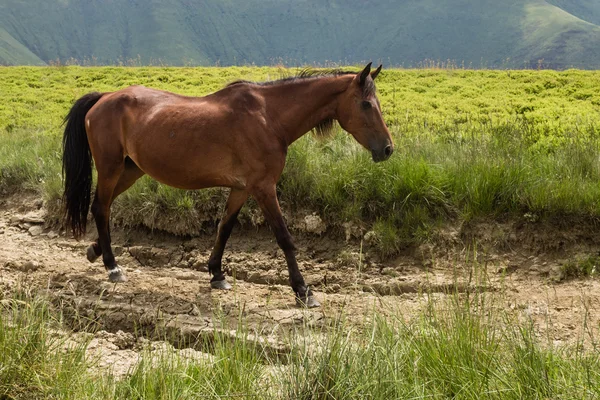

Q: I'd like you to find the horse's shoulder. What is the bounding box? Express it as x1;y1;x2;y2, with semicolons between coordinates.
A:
226;85;265;112
109;85;146;102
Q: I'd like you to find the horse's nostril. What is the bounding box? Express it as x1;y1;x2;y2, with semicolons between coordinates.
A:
384;145;393;158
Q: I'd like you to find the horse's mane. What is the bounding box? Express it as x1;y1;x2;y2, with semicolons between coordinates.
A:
225;69;375;137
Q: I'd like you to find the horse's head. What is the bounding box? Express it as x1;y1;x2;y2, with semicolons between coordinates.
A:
336;62;393;162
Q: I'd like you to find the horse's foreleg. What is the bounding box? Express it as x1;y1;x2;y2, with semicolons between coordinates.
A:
87;158;145;265
208;189;248;290
253;185;320;308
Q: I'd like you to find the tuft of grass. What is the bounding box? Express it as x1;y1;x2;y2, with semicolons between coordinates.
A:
115;339;264;400
560;255;600;281
278;287;600;399
0;288;104;399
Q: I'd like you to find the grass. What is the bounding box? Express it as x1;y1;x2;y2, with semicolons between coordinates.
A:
560;255;600;280
0;288;99;399
2;271;599;399
2;66;600;255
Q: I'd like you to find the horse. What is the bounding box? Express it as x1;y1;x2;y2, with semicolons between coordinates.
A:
62;62;393;308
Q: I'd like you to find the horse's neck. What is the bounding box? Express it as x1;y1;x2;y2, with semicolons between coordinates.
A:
263;76;351;146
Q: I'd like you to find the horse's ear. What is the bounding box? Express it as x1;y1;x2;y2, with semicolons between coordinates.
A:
371;64;382;80
359;62;372;85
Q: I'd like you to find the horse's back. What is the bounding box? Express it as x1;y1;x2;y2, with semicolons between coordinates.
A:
83;83;282;190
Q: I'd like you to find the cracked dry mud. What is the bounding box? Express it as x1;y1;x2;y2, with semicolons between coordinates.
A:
1;194;600;377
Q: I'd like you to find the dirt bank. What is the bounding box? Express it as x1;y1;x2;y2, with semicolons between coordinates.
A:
1;194;599;376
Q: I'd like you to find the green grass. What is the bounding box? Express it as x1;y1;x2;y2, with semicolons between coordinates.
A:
2;66;600;255
2;274;599;399
560;255;600;281
0;287;267;399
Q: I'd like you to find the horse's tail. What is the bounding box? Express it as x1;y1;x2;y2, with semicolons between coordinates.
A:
62;92;104;239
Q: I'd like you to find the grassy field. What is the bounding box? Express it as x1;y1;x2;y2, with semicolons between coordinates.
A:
2;279;599;399
2;66;600;254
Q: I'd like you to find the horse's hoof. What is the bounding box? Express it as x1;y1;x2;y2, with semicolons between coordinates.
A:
107;266;127;283
210;279;232;290
296;294;321;308
87;245;100;263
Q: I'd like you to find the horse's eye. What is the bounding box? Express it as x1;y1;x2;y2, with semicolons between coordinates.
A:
361;101;372;110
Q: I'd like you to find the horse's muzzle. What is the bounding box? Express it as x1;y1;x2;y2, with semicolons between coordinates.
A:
371;143;394;162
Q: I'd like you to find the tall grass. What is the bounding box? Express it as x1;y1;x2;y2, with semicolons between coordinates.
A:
2;67;600;255
0;288;103;399
0;288;267;399
2;276;599;399
278;287;600;399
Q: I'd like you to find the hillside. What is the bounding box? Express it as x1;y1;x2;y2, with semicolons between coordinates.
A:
0;27;44;65
547;0;600;25
1;0;600;68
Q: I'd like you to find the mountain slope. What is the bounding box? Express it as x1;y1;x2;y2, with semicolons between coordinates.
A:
1;0;600;68
0;27;44;65
547;0;600;26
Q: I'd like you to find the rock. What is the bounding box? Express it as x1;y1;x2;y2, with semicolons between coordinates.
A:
325;283;341;293
0;229;4;235
191;260;208;272
267;309;308;326
111;330;135;349
549;265;563;282
343;221;362;242
47;231;58;239
248;271;266;284
19;261;40;272
22;211;45;224
28;226;43;236
173;270;197;281
363;230;379;245
3;261;18;270
113;245;124;256
189;303;201;316
247;269;280;285
303;214;326;235
249;209;265;226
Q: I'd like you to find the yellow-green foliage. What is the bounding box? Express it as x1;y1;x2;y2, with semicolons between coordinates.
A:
3;67;600;138
2;66;600;254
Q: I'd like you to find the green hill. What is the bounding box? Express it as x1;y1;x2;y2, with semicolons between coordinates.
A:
547;0;600;25
1;0;600;68
0;27;44;65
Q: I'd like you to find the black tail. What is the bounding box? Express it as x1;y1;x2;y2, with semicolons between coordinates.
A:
62;92;103;239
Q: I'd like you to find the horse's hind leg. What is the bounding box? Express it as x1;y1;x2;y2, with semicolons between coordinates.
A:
87;158;144;265
91;167;124;281
208;189;248;290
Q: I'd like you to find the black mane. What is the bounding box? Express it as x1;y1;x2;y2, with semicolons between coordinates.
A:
226;69;375;137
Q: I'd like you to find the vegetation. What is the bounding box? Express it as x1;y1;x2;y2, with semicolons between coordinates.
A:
560;255;600;280
3;0;600;68
1;277;599;399
2;66;600;255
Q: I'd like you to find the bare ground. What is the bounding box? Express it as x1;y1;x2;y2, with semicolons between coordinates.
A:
1;194;600;376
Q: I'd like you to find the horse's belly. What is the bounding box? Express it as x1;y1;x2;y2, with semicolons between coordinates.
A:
129;144;245;190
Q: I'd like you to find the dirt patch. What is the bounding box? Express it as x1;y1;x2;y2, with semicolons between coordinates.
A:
2;194;600;377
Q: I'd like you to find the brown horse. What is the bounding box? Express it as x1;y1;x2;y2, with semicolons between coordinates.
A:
62;63;393;308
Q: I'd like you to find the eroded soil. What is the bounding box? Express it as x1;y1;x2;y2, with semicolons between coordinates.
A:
1;194;600;376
